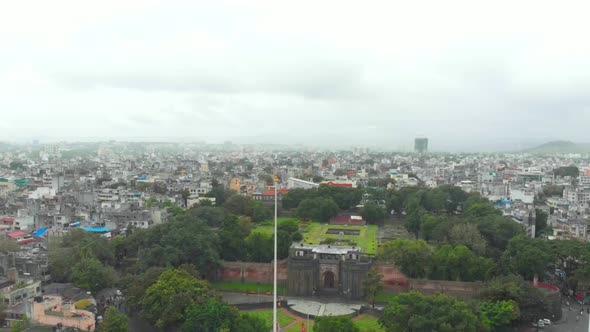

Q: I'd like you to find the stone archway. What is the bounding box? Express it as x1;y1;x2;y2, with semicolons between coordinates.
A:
323;271;335;288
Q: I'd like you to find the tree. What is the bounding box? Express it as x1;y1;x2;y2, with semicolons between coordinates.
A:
10;315;29;332
473;215;524;260
534;209;548;237
362;267;383;308
282;188;311;210
223;195;252;216
419;214;438;241
250;202;272;222
429;245;492;282
245;232;273;262
314;316;359;332
449;223;487;256
98;307;128;332
232;314;269;332
146;196;158;208
129;215;221;277
71;256;117;293
479;275;549;323
180;299;238;332
296;197;339;222
219;216;248;261
188;206;226;228
379;239;432;278
277;230;293;260
379;292;481;332
406;207;426;239
500;236;551;281
543;185;564;197
120;267;167;314
553;166;579;178
361;202;387;224
479;301;519;331
141;269;217;329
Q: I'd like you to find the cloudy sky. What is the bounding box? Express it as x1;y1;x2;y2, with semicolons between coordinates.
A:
1;0;590;151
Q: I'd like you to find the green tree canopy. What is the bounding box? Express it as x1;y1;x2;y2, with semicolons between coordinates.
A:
98;307;129;332
361;202;387;224
141;268;217;329
180;299;238;332
379;239;432;278
500;236;552;280
232;313;269;332
362;267;383;308
379;292;482;332
313;316;359;332
296;197;339;222
479;300;519;331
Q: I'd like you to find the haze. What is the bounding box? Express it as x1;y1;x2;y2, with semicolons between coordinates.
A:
1;0;590;151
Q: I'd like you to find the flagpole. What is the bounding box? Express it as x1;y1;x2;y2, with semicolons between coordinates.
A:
273;175;279;332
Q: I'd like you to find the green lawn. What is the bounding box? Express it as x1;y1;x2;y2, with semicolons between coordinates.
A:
285;320;314;332
375;292;398;303
354;316;385;331
281;315;383;332
253;217;301;235
212;282;286;294
241;309;295;328
366;225;378;255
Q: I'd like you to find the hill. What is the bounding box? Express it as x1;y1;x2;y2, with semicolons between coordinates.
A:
524;141;590;154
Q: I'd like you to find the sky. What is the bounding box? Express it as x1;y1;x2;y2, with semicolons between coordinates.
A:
1;0;590;151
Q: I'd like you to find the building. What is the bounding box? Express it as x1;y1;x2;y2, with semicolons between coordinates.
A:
414;138;429;154
287;244;371;300
287;178;320;190
31;295;96;331
252;188;288;203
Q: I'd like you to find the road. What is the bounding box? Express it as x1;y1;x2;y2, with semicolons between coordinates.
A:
539;305;590;332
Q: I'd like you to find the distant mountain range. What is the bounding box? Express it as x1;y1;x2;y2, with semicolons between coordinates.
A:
523;141;590;154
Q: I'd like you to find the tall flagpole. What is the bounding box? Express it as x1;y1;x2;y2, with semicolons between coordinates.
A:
273;175;279;332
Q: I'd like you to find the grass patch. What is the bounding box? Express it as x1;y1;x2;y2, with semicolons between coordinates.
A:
241;309;295;328
212;282;286;294
253;217;301;235
285;320;314;332
355;316;385;331
302;223;379;254
375;292;398;303
366;225;378;255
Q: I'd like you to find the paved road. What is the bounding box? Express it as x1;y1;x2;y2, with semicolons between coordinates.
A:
539;305;589;332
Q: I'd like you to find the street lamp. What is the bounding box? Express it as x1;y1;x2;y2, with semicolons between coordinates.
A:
273;175;279;332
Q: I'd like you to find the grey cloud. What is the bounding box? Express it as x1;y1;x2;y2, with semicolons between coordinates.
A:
54;61;366;100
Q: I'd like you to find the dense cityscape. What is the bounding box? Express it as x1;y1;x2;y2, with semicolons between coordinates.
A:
4;1;590;331
0;139;588;331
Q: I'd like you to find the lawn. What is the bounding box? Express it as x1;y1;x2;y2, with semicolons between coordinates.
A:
281;315;383;332
285;320;314;332
241;309;295;328
252;217;301;235
212;282;286;294
354;315;385;331
375;292;398;303
366;225;378;255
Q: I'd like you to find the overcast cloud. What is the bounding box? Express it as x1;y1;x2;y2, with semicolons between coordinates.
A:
1;0;590;151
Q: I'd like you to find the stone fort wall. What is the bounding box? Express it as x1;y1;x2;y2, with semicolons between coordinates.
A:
218;261;483;299
218;260;288;285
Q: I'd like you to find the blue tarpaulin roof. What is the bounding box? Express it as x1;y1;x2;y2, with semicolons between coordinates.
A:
82;227;111;233
69;221;80;227
33;228;48;237
501;199;513;204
